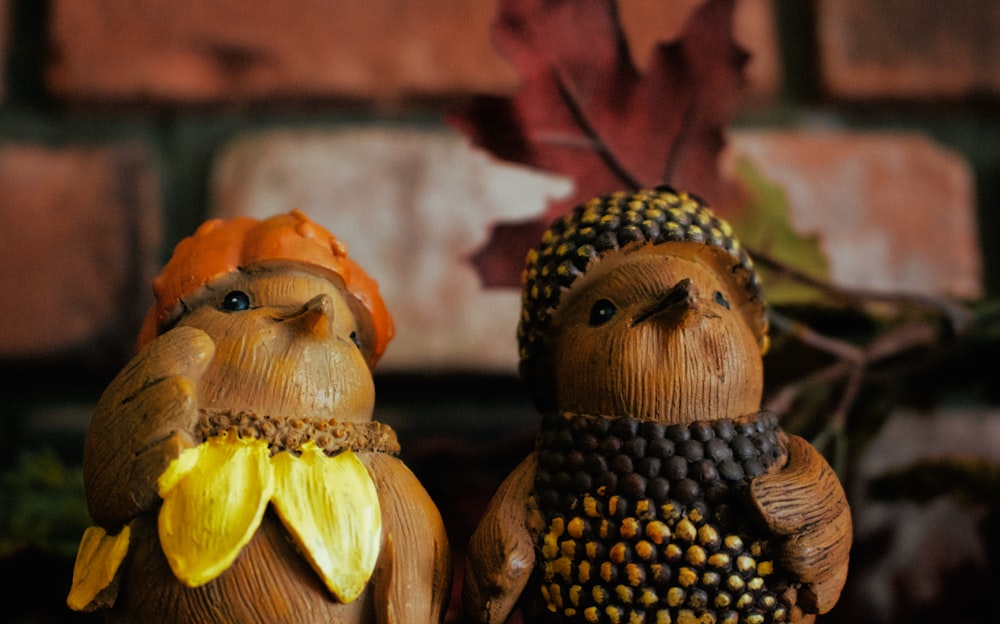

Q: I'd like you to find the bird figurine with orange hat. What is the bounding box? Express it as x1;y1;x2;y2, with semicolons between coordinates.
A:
67;210;451;623
462;187;851;624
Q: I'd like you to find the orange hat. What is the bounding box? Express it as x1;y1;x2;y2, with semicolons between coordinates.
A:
136;210;394;365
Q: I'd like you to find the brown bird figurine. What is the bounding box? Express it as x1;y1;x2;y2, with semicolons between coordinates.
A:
463;187;851;624
67;210;451;623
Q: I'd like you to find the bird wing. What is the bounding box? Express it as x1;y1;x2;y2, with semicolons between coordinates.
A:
462;453;541;624
68;326;214;612
748;433;853;614
83;325;214;528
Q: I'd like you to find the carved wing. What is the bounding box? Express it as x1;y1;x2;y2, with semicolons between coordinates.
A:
463;453;542;624
748;434;852;614
83;325;214;528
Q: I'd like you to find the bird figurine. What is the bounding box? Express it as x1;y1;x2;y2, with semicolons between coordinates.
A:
463;187;851;624
67;210;452;623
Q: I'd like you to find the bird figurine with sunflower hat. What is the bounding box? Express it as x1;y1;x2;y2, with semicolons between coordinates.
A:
463;186;851;624
67;210;451;623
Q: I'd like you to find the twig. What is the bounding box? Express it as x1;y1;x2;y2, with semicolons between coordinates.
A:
764;359;851;416
755;245;973;472
767;320;942;417
768;309;865;365
751;247;974;335
768;304;951;477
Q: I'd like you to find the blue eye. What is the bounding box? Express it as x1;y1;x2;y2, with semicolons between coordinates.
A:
220;291;251;312
349;331;361;349
714;291;730;310
589;299;617;326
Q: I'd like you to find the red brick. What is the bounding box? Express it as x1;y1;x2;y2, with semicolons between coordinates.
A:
727;130;981;299
47;0;779;104
0;143;160;358
47;0;516;102
817;0;1000;99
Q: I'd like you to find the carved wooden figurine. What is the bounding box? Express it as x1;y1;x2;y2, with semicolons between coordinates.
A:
463;187;851;624
67;210;451;623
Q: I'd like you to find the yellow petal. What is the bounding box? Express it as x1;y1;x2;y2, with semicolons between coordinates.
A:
66;524;131;611
272;443;381;602
157;433;274;587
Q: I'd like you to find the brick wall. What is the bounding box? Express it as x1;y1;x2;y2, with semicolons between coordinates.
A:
3;0;998;497
2;0;995;376
1;2;998;622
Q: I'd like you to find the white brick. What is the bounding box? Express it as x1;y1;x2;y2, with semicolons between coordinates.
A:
210;125;572;373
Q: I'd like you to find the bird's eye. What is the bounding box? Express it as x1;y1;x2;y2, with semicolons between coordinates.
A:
349;331;362;350
589;299;617;326
220;290;251;312
714;291;730;310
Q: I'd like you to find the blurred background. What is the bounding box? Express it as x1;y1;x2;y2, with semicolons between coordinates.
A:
0;1;998;622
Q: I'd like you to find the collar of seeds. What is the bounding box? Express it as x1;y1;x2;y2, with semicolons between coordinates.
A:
535;410;788;507
197;409;401;456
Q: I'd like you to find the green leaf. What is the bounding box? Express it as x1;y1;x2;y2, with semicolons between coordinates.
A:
730;156;830;305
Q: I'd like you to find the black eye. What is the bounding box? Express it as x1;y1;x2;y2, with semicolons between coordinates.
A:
349;331;361;349
714;291;730;310
220;291;251;312
589;299;617;326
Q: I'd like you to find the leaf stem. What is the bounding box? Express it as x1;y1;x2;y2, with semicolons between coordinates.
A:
551;67;643;191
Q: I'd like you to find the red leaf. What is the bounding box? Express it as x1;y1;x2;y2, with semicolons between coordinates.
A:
449;0;750;287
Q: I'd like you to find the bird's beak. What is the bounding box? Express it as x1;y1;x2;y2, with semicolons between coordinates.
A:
631;278;697;328
284;294;333;339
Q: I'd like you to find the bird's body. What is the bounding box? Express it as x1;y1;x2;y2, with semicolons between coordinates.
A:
105;510;373;624
463;188;851;624
526;410;793;624
68;213;451;624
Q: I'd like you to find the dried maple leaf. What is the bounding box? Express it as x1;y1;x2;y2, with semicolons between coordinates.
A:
449;0;750;287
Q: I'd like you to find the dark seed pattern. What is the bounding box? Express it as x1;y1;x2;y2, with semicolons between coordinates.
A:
198;409;400;456
533;411;793;623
